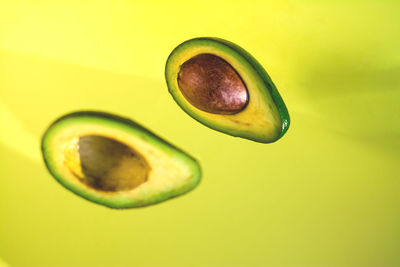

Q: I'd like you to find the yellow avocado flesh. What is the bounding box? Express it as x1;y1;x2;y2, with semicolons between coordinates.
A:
166;38;290;143
42;112;201;208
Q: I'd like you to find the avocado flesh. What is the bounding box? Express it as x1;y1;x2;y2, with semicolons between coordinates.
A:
42;111;201;208
165;37;290;143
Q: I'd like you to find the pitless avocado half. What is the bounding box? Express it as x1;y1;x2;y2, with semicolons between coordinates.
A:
41;111;201;208
165;37;290;143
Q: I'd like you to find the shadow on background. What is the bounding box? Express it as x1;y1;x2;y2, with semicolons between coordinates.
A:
0;258;11;267
293;47;400;156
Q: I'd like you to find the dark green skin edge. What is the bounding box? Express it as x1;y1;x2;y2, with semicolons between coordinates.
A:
166;37;290;142
41;111;202;209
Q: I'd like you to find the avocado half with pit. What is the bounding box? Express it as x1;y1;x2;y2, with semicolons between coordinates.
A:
41;111;201;208
165;37;290;143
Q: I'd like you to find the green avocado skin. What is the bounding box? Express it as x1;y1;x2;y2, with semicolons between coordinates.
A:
41;111;202;209
165;37;290;143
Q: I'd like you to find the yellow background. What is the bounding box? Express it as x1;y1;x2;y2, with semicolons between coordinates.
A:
1;1;399;266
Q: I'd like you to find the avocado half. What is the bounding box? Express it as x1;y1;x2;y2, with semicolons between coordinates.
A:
41;111;201;208
165;37;290;143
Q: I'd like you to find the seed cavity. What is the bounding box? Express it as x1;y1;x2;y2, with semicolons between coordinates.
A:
65;135;150;192
177;54;248;115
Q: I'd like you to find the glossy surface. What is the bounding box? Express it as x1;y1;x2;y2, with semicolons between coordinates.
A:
178;54;248;114
166;38;290;143
1;1;400;266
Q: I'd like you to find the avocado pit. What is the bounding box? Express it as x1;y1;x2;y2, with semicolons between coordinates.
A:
65;135;150;192
177;54;248;114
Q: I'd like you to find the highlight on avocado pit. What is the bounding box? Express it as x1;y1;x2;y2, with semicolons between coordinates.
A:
165;37;290;143
41;111;201;208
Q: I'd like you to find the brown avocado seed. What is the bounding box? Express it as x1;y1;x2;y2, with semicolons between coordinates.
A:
177;54;249;115
77;135;150;192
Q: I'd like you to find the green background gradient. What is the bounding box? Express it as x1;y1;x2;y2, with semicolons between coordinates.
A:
1;1;399;266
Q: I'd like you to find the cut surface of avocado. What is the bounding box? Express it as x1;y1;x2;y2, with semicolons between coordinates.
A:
41;111;201;208
165;37;290;143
